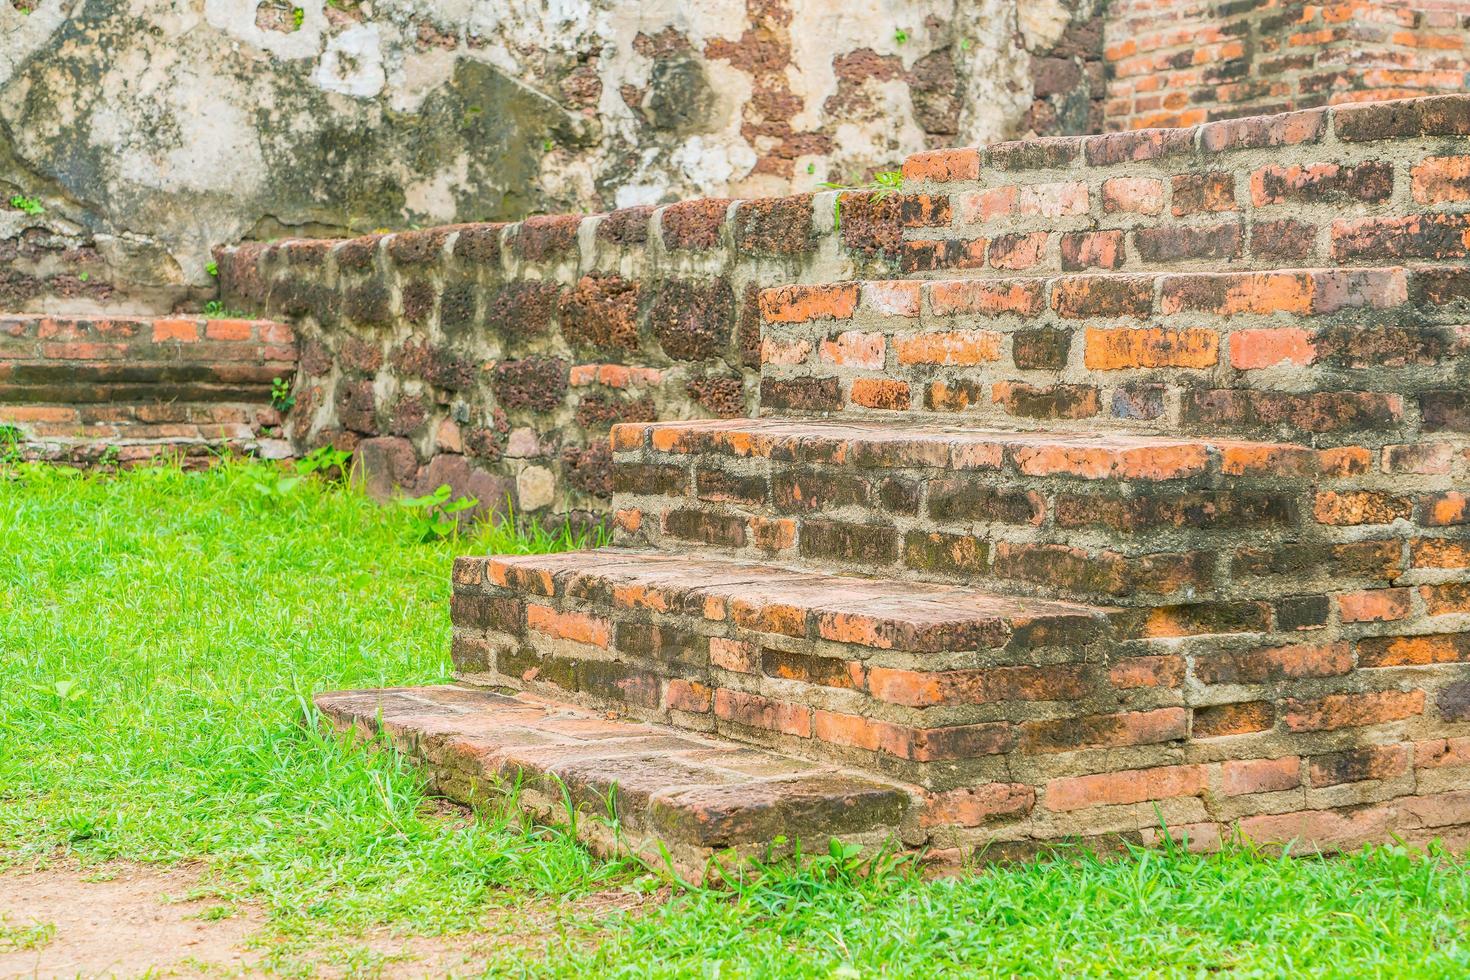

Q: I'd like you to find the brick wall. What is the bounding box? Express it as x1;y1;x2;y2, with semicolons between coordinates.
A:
216;196;908;520
1105;0;1470;131
0;315;293;465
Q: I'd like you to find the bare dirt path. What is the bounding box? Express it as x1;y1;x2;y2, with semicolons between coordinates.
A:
0;860;644;978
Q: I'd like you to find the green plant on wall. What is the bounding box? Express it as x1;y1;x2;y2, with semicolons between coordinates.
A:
8;196;44;216
818;170;904;231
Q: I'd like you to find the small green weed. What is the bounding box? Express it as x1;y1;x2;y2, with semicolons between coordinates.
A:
270;376;295;412
819;169;903;230
292;6;304;29
205;260;219;277
201;299;251;319
8;195;44;216
398;483;479;542
893;27;909;44
0;916;55;952
295;444;352;482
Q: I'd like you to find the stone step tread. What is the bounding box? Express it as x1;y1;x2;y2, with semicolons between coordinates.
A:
315;685;912;855
615;417;1334;482
463;548;1116;653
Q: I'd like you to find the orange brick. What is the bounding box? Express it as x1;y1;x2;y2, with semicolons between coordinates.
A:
1044;764;1207;812
1338;588;1413;623
1411;155;1470;203
1229;328;1315;369
1219;443;1317;477
1359;632;1470;668
1193;701;1274;738
1084;327;1219;369
1421;582;1470;616
1281;689;1425;732
927;279;1045;316
920;783;1035;828
525;605;611;647
902;147;980;182
1108;655;1185;689
893;330;1002;365
613;507;641;533
1313;490;1412;526
759;284;859;324
1221;756;1301;796
151;318;199;342
749;516;797;552
1423;492;1470;527
1317;447;1373;477
1411;538;1470;568
819;331;885;369
848;378;910;411
714;688;811;737
204;319;253;341
664;679;713;714
1416;737;1470;770
709;637;759;673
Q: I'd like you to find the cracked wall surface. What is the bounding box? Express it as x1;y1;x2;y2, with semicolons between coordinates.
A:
0;0;1102;313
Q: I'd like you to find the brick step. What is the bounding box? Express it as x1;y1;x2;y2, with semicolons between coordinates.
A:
449;549;1470;851
315;685;914;878
890;97;1470;277
0;315;296;403
611;418;1466;610
2;402;290;466
757;269;1470;443
450;548;1305;790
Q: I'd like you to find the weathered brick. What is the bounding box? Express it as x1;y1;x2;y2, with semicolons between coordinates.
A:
1101;176;1164;215
920;783;1035;828
1193;701;1273;738
1221;756;1301;796
759;284;859;324
1308;745;1410;787
1359;633;1470;668
1084;327;1219;370
715;688;811;737
1021;707;1186;754
1281;690;1425;732
1196;641;1352;685
1060;230;1125;271
1051;276;1154;319
894;331;1001;366
1251;162;1393;206
1045;763;1207;811
525;605;611;648
1337;589;1413;624
902;147;981;182
1171;172;1236;215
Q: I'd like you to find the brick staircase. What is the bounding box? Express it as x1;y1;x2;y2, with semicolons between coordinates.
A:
321;96;1470;875
0;315;296;466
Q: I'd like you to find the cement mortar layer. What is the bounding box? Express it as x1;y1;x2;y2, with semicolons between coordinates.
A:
0;0;1098;310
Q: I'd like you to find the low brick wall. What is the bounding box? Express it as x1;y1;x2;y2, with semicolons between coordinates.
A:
216;195;917;519
0;314;294;465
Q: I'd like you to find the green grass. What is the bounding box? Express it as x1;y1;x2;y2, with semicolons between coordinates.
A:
2;459;1468;976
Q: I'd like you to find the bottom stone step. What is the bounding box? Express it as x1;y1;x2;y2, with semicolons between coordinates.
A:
315;685;914;878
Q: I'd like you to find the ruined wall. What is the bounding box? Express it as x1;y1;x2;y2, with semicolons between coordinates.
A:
0;0;1103;313
216;191;931;520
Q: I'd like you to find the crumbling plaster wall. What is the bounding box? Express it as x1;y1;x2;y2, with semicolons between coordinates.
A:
0;0;1100;312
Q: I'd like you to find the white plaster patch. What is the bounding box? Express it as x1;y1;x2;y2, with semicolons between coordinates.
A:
0;4;67;87
313;24;386;98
